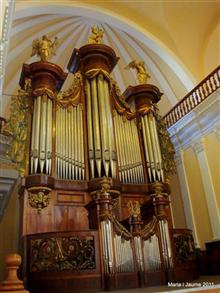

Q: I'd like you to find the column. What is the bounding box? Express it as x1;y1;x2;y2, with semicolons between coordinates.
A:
175;151;200;247
193;138;220;240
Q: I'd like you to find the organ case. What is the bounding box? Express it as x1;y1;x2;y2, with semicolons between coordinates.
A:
14;34;197;292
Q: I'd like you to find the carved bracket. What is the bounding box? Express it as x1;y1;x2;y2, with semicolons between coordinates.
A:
28;186;51;213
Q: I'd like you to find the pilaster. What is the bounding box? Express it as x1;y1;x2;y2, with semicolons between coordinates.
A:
192;138;220;240
174;151;200;247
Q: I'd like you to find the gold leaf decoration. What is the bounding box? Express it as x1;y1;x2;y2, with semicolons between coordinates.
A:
125;60;150;85
127;200;141;217
155;109;176;177
87;25;104;44
2;79;31;176
31;35;58;62
28;186;51;213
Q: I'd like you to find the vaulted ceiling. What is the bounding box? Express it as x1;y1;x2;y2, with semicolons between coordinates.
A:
2;0;219;116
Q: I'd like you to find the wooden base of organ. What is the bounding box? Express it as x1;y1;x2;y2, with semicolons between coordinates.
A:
17;42;198;292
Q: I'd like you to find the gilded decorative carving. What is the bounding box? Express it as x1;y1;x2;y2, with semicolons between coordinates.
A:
127;200;141;217
155;109;176;177
32;87;55;99
85;68;110;80
91;177;120;200
110;78;135;120
140;216;158;240
125;60;151;85
2;79;31;176
87;25;104;44
30;236;96;272
111;214;132;240
56;72;83;108
31;35;58;62
137;105;155;116
151;182;168;198
28;186;51;213
173;232;195;263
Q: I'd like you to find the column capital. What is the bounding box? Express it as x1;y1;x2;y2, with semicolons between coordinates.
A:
214;124;220;141
192;138;205;155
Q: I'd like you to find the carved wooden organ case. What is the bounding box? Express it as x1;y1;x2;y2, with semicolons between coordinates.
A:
18;43;176;292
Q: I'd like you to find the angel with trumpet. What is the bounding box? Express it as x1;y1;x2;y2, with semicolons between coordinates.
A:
31;35;58;62
125;60;150;85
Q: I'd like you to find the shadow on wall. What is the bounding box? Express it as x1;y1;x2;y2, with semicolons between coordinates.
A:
0;178;20;282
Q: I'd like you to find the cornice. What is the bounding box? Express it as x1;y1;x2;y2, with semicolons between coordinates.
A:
168;89;220;152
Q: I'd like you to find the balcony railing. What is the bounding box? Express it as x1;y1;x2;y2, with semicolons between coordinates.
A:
164;66;220;128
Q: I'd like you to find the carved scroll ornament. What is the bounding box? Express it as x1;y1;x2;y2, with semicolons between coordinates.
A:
30;236;96;272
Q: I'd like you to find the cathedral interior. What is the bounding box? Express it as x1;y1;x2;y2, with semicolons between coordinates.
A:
0;1;219;293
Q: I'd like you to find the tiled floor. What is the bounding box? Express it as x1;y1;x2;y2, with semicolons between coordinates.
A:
97;276;220;293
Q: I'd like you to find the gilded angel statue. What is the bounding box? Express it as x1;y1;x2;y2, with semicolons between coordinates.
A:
31;35;58;62
125;60;151;85
87;25;104;44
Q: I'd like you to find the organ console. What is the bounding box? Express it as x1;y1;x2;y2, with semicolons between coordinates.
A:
4;28;197;292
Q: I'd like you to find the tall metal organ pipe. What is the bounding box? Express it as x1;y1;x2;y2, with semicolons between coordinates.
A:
114;113;144;184
85;74;117;179
55;104;85;180
30;95;52;175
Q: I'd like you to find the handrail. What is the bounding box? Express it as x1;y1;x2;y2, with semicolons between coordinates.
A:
164;66;220;128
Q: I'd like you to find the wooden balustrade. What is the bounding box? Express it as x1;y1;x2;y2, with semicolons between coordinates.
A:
0;254;29;293
164;66;220;128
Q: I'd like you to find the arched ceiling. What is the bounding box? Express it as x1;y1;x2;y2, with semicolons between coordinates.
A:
2;0;219;117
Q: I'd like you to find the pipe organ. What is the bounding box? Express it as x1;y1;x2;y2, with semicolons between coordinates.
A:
14;31;197;293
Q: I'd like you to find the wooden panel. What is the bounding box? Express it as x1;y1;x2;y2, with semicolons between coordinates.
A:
56;190;85;205
25;230;102;293
21;190;54;235
54;205;89;231
116;272;139;290
144;270;166;286
28;276;102;293
67;206;89;230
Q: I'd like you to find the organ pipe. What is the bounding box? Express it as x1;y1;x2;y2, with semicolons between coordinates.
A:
159;220;172;269
114;234;134;273
97;74;110;177
134;236;144;271
91;77;102;177
30;94;53;175
103;79;116;178
143;234;161;271
46;98;52;175
85;80;95;178
55;104;85;180
30;98;37;174
80;105;85;179
114;113;144;184
39;95;47;172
